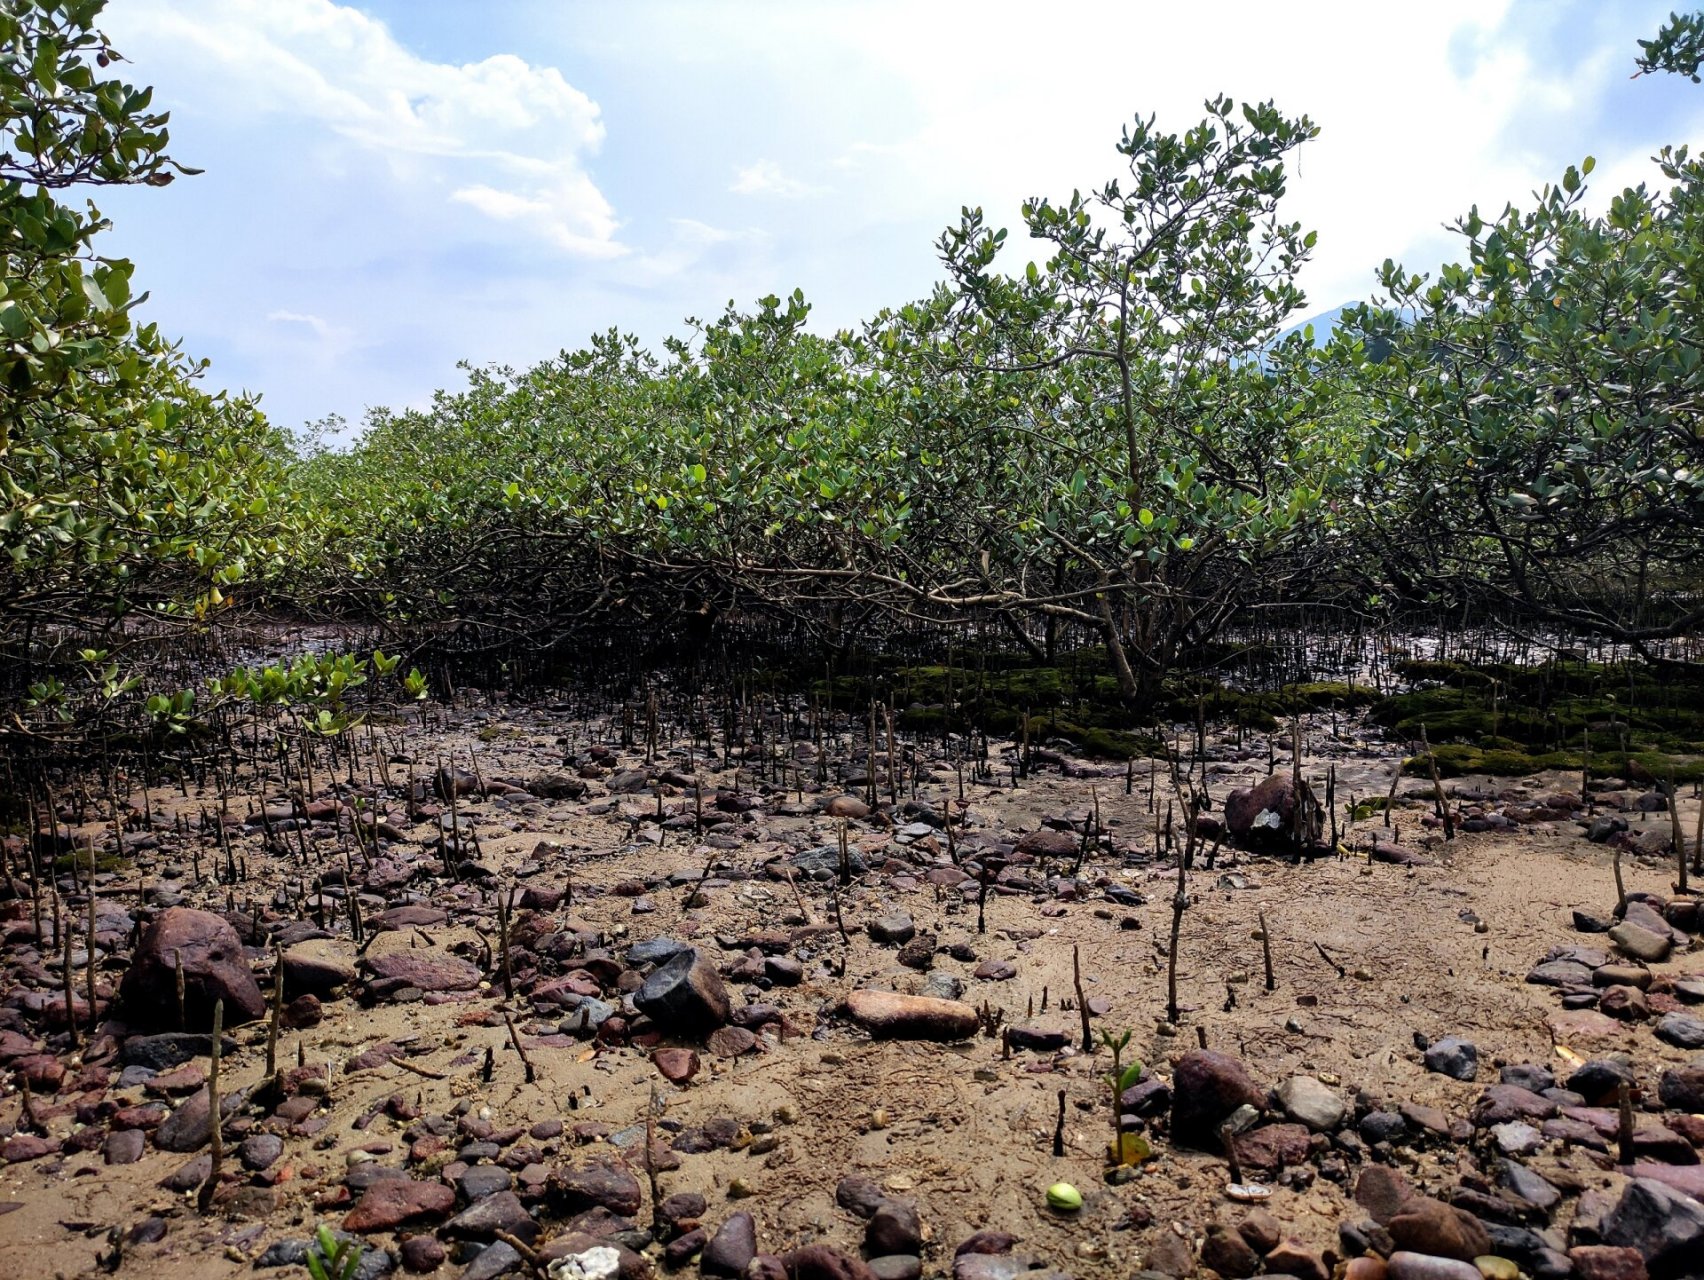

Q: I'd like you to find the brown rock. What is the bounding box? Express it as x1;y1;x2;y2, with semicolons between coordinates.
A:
1201;1222;1261;1278
547;1161;643;1217
707;1026;758;1058
844;990;978;1041
1225;773;1321;844
955;1232;1020;1257
281;939;356;997
782;1245;877;1280
343;1178;455;1232
1237;1209;1281;1255
653;1047;699;1084
119;908;266;1030
865;1200;922;1256
1386;1196;1492;1262
702;1212;758;1277
361;952;481;998
1230;1122;1311;1174
1169;1049;1266;1149
1264;1239;1328;1280
1569;1246;1649;1280
400;1235;447;1273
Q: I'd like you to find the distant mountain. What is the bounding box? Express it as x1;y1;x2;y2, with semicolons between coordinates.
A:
1275;302;1358;348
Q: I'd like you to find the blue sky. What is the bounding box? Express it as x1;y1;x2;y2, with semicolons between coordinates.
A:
91;0;1703;441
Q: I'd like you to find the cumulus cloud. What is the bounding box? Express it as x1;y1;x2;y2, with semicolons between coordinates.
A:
113;0;622;257
731;159;823;198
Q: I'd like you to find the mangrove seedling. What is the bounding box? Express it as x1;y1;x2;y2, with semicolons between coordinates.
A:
306;1225;363;1280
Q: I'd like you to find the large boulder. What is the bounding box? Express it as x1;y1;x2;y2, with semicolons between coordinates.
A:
119;908;266;1031
1224;774;1321;846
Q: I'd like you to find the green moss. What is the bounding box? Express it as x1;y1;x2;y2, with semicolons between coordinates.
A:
51;849;131;875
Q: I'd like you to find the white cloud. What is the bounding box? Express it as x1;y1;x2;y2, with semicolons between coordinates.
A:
113;0;621;257
731;159;823;198
266;309;340;341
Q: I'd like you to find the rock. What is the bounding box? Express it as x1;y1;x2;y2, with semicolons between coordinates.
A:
634;948;732;1035
626;938;689;967
1599;1177;1704;1279
1385;1255;1482;1280
1144;1231;1196;1277
1360;1110;1409;1145
1006;1027;1069;1053
1201;1223;1261;1278
282;940;357;997
1225;773;1321;844
665;1229;706;1267
400;1235;447;1273
765;957;804;986
546;1162;643;1217
1527;960;1595;988
865;1201;922;1256
1608;923;1671;964
1237;1209;1281;1255
844;990;978;1041
702;1212;757;1277
1654;1014;1704;1050
867;1259;922;1280
530;773;588;800
119;908;266;1030
443;1190;535;1243
1600;986;1651;1021
867;914;916;945
1491;1122;1543;1157
1387;1197;1492;1262
361;952;481;997
1594;965;1653;990
836;1176;887;1219
240;1133;284;1171
1497;1159;1560;1212
1264;1240;1328;1280
954;1232;1020;1258
459;1241;522;1280
653;1047;699;1084
1470;1085;1557;1127
1170;1049;1266;1149
456;1167;511;1202
155;1085;245;1152
825;795;871;819
1015;829;1077;858
1569;1058;1634;1102
120;1031;234;1071
781;1244;877;1280
1568;1246;1649;1280
105;1128;145;1165
1274;1075;1345;1132
1658;1064;1704;1112
1423;1037;1479;1081
343;1179;456;1232
706;1026;757;1058
1231;1123;1312;1173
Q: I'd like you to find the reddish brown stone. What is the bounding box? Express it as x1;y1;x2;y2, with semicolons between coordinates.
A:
653;1047;698;1084
843;990;978;1041
342;1178;456;1232
119;907;266;1030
